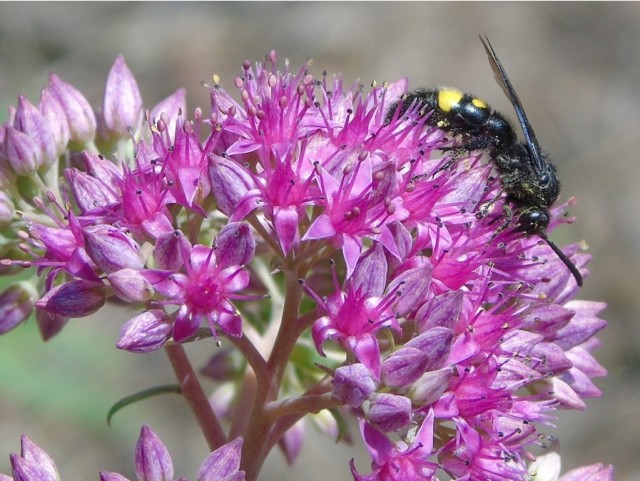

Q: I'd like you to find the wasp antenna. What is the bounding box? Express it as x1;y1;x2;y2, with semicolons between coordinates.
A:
541;235;583;287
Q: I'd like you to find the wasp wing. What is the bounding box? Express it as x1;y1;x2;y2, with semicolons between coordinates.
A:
479;34;546;173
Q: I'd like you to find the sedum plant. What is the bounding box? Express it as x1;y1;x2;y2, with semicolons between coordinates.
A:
0;50;612;481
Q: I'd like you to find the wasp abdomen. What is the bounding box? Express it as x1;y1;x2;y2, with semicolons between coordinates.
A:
389;87;516;151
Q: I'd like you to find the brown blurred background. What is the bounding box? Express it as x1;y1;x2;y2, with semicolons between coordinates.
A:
0;3;638;480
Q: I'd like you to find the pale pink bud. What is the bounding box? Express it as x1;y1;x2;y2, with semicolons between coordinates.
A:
3;126;41;174
108;268;154;303
14;95;57;167
10;435;60;481
135;426;174;481
208;154;256;217
48;73;97;144
367;393;411;432
333;363;377;407
117;310;171;353
40;87;70;156
102;56;143;137
197;437;244;481
83;225;143;273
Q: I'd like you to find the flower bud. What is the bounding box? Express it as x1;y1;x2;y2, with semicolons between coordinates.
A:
100;472;131;481
83;224;143;273
208;154;256;217
154;230;190;271
108;268;154;303
14;95;57;167
367;393;411;432
416;290;463;332
135;426;174;481
10;436;60;481
117;310;171;353
278;419;304;466
48;73;97;144
351;243;387;297
408;368;452;406
40;87;70;156
3;126;41;175
0;283;35;334
333;363;377;407
102;55;143;138
197;437;243;481
388;261;433;318
35;280;106;318
35;309;69;341
65;167;118;213
216;222;255;267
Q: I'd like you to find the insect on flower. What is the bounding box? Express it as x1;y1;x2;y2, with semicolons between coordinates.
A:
386;35;583;287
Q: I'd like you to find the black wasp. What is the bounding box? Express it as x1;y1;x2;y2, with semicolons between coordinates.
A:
386;34;583;287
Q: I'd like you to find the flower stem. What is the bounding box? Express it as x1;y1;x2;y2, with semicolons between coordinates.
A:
241;268;305;481
165;343;226;450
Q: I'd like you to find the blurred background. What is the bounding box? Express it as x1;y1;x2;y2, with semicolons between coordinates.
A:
0;3;638;480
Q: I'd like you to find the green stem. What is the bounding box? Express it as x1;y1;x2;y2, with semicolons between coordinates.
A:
165;343;226;450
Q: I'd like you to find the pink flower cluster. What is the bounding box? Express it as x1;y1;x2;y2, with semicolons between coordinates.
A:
0;51;611;481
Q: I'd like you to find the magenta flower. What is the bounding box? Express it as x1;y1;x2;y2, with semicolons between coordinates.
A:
143;241;252;342
350;412;438;481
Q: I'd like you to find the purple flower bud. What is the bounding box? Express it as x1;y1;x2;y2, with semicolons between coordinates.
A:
0;283;35;334
333;363;377;407
278;419;304;466
367;393;411;432
10;436;59;481
408;368;452;406
197;437;244;481
35;309;69;341
201;347;240;381
351;243;388;297
135;426;174;481
3;126;41;174
83;225;143;273
215;222;255;267
559;462;614;481
100;472;131;481
416;290;464;332
14;95;57;167
40;87;70;156
208;154;257;217
388;261;433;318
380;347;426;388
102;56;143;137
154;230;190;271
117;310;171;353
35;280;106;318
108;268;154;303
65;167;119;213
82;150;122;184
48;73;97;144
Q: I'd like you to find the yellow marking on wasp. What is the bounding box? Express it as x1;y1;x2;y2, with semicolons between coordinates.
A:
472;97;488;109
438;88;464;112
